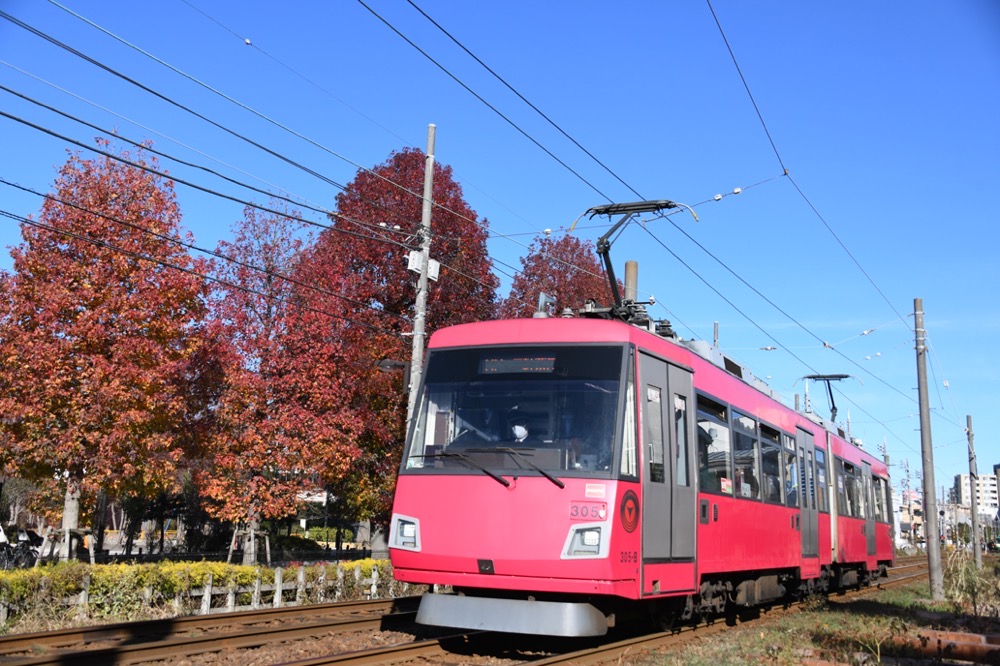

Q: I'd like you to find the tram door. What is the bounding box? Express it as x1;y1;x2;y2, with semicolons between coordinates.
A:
639;353;696;563
862;462;876;556
797;428;819;559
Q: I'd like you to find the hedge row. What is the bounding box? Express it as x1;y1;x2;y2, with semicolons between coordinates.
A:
0;559;413;633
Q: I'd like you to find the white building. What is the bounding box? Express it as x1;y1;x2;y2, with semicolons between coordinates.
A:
953;472;1000;518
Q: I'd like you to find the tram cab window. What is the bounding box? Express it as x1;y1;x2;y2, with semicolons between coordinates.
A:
402;344;623;477
696;394;732;495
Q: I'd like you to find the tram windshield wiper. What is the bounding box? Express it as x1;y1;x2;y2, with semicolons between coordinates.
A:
417;452;511;488
465;447;565;489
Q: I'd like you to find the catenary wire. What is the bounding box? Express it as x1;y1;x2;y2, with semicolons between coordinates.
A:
11;3;738;317
0;207;407;340
0;176;409;324
353;0;614;203
403;0;642;200
175;0;414;149
44;1;506;240
9;3;960;456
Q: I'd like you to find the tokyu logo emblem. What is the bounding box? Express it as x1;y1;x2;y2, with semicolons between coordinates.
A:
620;490;640;532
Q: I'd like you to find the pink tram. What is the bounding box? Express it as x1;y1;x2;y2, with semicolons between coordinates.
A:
388;201;894;637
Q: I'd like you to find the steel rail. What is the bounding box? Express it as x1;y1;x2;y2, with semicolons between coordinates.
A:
0;597;418;657
0;602;419;665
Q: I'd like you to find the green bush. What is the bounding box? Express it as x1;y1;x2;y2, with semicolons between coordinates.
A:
0;558;408;634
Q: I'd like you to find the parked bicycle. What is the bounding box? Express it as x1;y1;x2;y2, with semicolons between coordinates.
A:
0;540;38;569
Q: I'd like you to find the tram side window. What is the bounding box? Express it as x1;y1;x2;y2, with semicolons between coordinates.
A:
783;434;798;507
620;372;638;479
675;395;690;487
815;449;829;513
872;476;888;523
841;462;863;518
732;412;760;500
646;386;666;483
760;424;783;504
697;394;732;495
835;459;847;514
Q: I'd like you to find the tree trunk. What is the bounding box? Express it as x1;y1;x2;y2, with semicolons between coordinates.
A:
93;491;108;558
242;516;260;565
60;477;81;561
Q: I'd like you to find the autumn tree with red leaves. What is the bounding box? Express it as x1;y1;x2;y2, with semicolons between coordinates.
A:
283;147;498;527
498;233;612;318
203;203;313;562
0;140;222;555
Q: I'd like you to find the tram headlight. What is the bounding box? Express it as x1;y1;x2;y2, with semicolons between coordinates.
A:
390;515;421;551
565;526;603;557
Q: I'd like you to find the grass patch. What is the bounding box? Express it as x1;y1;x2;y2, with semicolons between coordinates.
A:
630;557;1000;665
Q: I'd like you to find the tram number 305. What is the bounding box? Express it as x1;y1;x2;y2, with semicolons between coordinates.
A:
569;502;607;520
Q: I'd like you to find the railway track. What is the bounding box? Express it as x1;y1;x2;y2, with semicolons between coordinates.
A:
0;562;937;666
0;597;421;665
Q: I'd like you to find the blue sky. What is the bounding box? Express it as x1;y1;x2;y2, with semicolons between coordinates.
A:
1;1;998;496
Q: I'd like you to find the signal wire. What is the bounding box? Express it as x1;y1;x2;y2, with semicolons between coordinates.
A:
0;107;417;252
705;0;909;330
0;90;514;311
403;0;641;200
9;5;626;298
638;222;920;454
6;5;533;287
43;1;505;240
0;176;408;325
175;0;413;149
353;0;613;203
0;207;406;340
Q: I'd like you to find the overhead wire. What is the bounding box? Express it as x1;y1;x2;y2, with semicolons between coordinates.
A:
6;5;957;455
403;0;642;200
0;176;409;325
0;207;406;340
705;0;910;331
353;0;614;203
702;0;967;447
13;3;635;312
45;0;507;242
2;7;549;308
173;0;414;149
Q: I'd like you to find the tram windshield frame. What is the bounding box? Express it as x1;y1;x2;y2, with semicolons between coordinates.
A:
401;344;627;479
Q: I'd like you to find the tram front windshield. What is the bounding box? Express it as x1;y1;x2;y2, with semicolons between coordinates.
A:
403;345;624;477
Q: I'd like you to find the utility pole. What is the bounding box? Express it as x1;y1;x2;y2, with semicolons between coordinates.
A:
407;124;435;427
915;297;944;600
968;414;982;569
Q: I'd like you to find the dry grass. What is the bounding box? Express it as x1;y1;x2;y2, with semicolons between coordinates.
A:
629;558;1000;665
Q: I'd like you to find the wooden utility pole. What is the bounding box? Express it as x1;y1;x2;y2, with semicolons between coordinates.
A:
407;124;435;427
968;415;982;569
914;297;944;600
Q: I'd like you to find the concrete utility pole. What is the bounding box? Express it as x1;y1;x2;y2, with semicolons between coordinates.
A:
407;124;436;427
968;414;982;569
914;297;944;600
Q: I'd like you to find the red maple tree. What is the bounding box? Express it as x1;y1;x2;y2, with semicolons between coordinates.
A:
0;140;221;547
498;233;613;319
201;203;314;559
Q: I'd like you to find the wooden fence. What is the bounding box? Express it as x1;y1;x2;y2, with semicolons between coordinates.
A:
1;562;419;625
